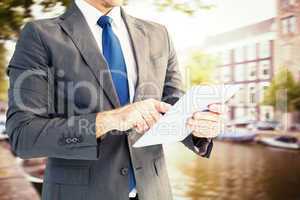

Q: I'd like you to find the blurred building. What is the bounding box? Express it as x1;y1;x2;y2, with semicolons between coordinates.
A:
203;0;300;122
275;0;300;80
203;18;276;121
275;0;300;126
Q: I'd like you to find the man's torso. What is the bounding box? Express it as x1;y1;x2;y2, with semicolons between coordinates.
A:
29;3;173;200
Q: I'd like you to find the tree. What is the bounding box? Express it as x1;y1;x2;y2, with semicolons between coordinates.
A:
155;0;215;16
292;84;300;111
0;0;213;40
0;0;70;101
0;44;8;101
186;51;219;86
263;68;300;112
0;0;214;100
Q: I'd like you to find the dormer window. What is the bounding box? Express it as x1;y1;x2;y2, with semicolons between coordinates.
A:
281;15;297;34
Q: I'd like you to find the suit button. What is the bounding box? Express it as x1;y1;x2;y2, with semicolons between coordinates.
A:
66;138;72;144
120;167;129;176
72;138;79;143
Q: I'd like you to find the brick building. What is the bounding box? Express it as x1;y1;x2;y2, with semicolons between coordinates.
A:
203;19;276;121
275;0;300;80
203;0;300;122
275;0;300;125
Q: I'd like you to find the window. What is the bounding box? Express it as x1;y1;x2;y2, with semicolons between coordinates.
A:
247;108;257;120
281;16;298;34
235;107;246;119
259;60;271;79
281;0;297;7
260;106;274;121
282;18;289;34
282;0;289;7
221;50;231;65
265;113;270;120
214;71;221;82
250;93;256;104
248;85;257;104
281;0;289;7
236;86;246;104
246;44;257;61
234;47;244;63
221;67;231;83
290;16;297;33
247;62;257;81
260;82;270;102
234;64;246;82
259;41;271;58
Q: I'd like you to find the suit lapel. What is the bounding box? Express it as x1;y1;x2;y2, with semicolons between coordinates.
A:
121;9;150;102
59;3;120;108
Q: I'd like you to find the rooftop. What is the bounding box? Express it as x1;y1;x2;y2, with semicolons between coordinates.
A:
203;18;276;48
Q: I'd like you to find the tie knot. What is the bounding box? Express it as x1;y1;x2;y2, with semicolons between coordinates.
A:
97;16;113;28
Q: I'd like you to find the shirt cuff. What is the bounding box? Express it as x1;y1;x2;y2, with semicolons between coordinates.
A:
192;136;213;157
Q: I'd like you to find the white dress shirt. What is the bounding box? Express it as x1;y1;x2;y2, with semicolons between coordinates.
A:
75;0;137;103
75;0;138;197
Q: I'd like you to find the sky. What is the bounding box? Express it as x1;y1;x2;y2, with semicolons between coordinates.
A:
125;0;276;51
7;0;276;58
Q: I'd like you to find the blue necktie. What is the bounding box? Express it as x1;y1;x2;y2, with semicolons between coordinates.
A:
97;15;136;193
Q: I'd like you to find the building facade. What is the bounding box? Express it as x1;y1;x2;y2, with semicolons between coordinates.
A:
275;0;300;80
275;0;300;125
203;0;300;123
203;19;276;122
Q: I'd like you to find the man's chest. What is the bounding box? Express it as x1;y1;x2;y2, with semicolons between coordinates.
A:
46;28;169;113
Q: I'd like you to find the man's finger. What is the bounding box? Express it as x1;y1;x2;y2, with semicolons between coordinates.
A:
192;112;220;122
154;101;171;113
142;112;156;129
208;103;223;114
134;120;149;134
149;111;162;124
192;130;219;138
187;118;218;128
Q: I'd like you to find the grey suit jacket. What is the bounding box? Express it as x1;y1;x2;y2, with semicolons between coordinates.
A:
6;3;213;200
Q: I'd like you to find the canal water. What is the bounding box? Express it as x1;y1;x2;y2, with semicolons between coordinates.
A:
164;141;300;200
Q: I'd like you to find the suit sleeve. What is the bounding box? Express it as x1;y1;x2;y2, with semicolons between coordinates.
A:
6;22;99;160
161;26;213;158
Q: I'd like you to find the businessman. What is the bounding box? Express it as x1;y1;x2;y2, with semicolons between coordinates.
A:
6;0;222;199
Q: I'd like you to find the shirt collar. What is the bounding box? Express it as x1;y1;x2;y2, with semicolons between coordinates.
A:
75;0;123;28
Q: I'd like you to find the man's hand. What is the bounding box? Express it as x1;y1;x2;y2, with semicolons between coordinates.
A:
95;99;171;138
186;104;224;138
